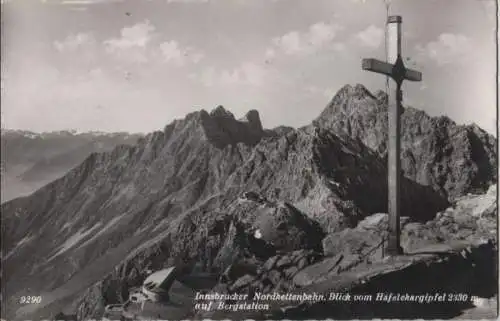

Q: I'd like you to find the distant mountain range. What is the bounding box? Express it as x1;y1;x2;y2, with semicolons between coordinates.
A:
1;84;497;320
1;130;142;202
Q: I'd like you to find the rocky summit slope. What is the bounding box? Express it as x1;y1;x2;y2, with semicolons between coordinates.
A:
1;130;141;202
1;85;497;320
196;185;497;319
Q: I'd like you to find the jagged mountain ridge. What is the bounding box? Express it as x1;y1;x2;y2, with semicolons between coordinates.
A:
1;130;142;202
315;84;497;200
1;84;496;320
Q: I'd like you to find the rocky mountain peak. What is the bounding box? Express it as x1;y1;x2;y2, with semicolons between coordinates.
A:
331;84;376;105
353;83;374;97
209;105;235;118
239;109;263;132
199;106;265;148
314;84;497;201
160;107;266;150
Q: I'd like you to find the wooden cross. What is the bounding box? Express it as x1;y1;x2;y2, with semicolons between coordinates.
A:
361;15;422;256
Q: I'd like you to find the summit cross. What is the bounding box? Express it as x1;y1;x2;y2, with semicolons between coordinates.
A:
361;15;422;256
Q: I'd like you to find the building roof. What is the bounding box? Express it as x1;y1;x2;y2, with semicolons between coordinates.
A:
142;266;178;292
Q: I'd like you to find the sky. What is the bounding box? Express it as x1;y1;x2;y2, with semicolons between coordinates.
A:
0;0;497;135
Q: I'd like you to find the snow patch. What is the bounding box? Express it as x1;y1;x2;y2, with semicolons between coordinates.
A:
456;194;496;218
61;222;72;230
4;234;34;259
359;213;387;227
77;214;126;249
152;220;169;232
115;184;137;201
17;235;34;246
47;224;102;261
340;145;356;155
134;225;150;235
472;197;496;217
328;180;341;188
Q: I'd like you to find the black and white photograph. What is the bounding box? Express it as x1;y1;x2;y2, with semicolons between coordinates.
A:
0;0;498;320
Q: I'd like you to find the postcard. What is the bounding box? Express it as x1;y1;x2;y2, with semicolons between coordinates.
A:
1;0;497;320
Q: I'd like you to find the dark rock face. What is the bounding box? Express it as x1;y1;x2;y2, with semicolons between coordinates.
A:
253;202;325;253
201;106;265;148
314;84;497;201
1;87;496;321
211;249;324;300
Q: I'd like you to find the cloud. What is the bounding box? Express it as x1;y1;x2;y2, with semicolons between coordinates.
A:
355;25;384;48
275;31;301;55
478;0;496;24
103;21;204;66
271;21;343;56
104;20;155;50
416;33;473;65
191;62;269;87
69;6;88;11
332;42;347;51
265;48;276;59
191;67;215;87
159;41;185;64
166;0;209;3
2;64;173;132
159;41;204;66
54;33;94;52
104;20;156;63
60;0;123;4
309;22;339;48
238;62;267;86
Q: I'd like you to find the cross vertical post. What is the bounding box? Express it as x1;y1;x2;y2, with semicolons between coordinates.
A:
386;16;403;255
361;15;422;256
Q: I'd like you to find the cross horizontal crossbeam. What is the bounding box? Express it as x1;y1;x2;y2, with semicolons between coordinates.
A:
362;58;422;82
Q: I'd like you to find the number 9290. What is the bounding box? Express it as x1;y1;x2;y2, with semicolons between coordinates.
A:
19;296;42;304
